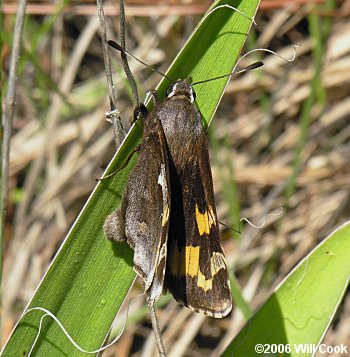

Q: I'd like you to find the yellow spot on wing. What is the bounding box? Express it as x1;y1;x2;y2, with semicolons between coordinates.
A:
186;246;199;276
171;245;226;292
195;204;216;235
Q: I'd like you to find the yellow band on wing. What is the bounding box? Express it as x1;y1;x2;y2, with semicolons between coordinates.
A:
195;204;216;235
171;245;226;292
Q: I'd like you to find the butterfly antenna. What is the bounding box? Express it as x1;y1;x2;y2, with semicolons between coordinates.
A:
192;61;263;86
108;40;172;82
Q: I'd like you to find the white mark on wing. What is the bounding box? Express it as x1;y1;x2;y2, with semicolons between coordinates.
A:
158;164;169;226
158;164;166;189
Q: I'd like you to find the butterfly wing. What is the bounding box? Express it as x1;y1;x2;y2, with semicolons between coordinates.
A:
104;119;170;302
162;99;232;318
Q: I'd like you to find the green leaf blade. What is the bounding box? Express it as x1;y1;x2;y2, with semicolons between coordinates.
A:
223;222;350;357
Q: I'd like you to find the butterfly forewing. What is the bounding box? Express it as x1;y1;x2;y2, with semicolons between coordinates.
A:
151;90;232;318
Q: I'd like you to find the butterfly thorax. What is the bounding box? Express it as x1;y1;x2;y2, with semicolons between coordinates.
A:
150;98;202;176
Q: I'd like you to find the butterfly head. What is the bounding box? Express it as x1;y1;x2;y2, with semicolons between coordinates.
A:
166;80;196;103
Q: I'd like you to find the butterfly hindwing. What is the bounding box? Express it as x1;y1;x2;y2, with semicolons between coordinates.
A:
104;117;170;302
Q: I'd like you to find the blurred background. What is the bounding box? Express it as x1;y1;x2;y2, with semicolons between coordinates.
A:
2;0;350;356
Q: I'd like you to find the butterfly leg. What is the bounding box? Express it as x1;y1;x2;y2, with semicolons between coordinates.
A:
145;89;159;106
96;144;142;181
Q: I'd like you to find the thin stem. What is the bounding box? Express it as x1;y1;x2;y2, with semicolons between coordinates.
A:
96;0;125;148
1;0;27;332
119;0;139;108
147;299;166;357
